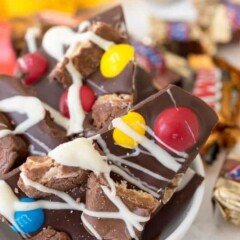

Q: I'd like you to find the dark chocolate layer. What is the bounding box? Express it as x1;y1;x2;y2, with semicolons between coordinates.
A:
0;75;68;155
99;85;217;199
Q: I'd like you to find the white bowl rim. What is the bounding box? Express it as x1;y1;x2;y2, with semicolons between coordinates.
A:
164;155;205;240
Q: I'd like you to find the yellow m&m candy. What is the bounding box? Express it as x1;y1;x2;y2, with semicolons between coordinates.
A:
113;112;146;148
100;44;134;78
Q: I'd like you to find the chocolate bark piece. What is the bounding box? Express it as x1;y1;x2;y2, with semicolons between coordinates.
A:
18;156;89;198
0;113;28;175
33;5;133;111
0;167;203;240
83;173;159;240
98;85;217;202
0;75;68;154
143;172;204;239
31;227;71;240
49;22;122;88
92;94;132;129
2;169;95;240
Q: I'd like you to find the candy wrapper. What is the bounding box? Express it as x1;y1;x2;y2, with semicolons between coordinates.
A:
213;141;240;225
132;40;193;91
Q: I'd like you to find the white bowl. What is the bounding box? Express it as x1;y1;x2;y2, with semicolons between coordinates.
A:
0;156;205;240
164;155;205;240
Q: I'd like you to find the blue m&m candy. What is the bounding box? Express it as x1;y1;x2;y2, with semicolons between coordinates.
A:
14;198;44;234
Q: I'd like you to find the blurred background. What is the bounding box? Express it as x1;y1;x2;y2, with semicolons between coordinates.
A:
0;0;240;239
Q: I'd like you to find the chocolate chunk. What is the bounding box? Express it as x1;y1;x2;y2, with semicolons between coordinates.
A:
31;227;71;240
18;156;89;198
48;59;72;88
0;75;68;154
83;173;159;240
92;94;132;129
89;22;122;43
0;113;28;175
49;21;122;87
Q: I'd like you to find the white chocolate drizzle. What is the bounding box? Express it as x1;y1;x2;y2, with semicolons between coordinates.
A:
78;20;91;32
25;132;52;153
25;27;41;53
112;118;181;172
49;138;110;174
0;96;45;138
65;61;85;135
0;180;23;233
81;214;102;240
42;26;114;61
42;26;76;61
28;145;46;156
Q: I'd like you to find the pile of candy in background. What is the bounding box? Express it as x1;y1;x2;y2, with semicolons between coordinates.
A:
0;0;240;226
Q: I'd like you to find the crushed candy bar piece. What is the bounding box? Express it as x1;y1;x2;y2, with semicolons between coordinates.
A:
83;173;159;240
18;155;89;198
0;113;28;175
31;227;71;240
92;94;132;129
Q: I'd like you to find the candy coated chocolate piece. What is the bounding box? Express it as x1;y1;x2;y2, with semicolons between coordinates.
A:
100;44;134;78
15;53;48;85
154;107;199;152
59;85;96;118
113;111;146;149
14;198;44;234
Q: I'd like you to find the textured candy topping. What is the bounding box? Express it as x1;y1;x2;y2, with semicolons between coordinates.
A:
113;111;146;148
154;107;199;152
15;53;48;85
14;198;44;234
59;85;96;118
100;44;134;78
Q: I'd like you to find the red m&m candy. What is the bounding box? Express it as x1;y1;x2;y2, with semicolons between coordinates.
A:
59;85;96;118
154;107;199;152
15;53;48;85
